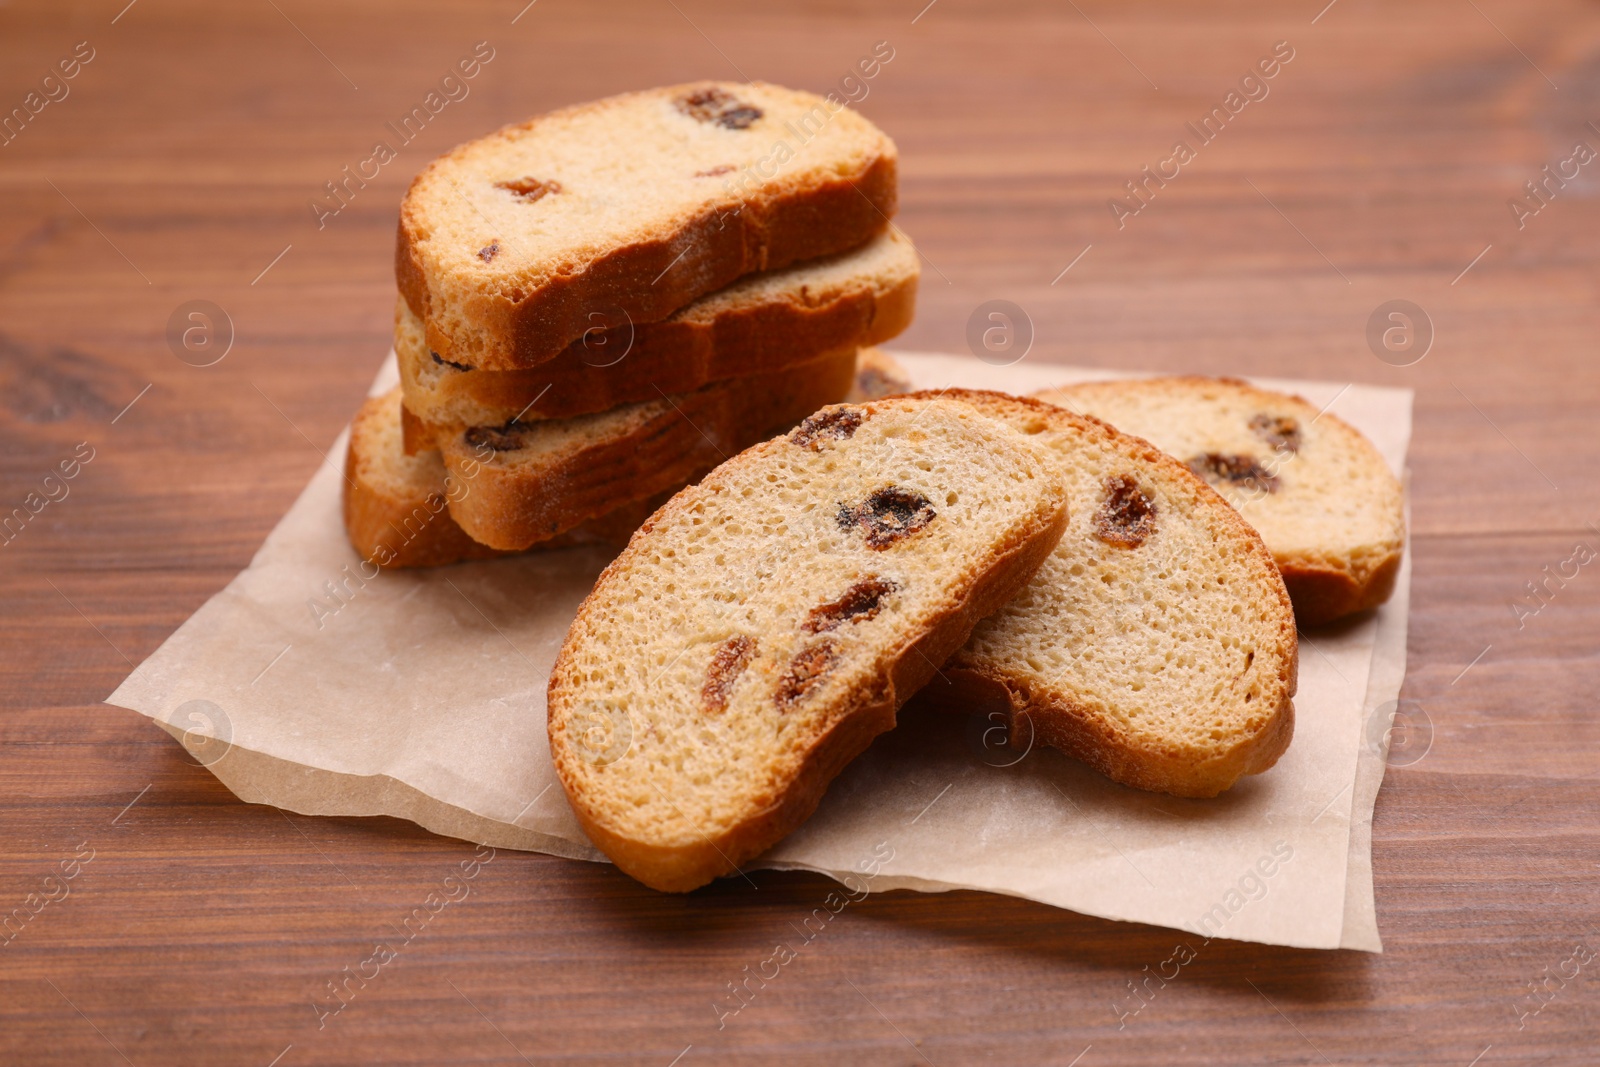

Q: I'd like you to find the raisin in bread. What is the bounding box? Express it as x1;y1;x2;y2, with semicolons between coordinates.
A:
1041;377;1404;626
911;390;1297;798
397;82;897;370
342;388;657;568
548;397;1071;891
441;346;858;552
396;229;919;451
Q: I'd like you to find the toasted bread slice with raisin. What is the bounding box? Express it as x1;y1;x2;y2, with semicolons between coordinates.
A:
548;397;1070;891
911;390;1297;799
342;388;658;568
439;346;858;552
1041;377;1404;626
397;230;918;451
397;82;897;370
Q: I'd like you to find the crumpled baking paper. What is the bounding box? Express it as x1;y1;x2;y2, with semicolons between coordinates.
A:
107;351;1410;950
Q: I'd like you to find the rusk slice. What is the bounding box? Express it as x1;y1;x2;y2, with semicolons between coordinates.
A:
548;396;1070;891
1042;377;1404;626
440;347;858;552
396;230;919;450
342;389;656;568
916;391;1297;799
397;81;898;370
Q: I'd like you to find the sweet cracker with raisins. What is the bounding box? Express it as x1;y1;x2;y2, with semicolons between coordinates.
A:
547;396;1069;892
1043;377;1405;626
393;230;919;451
341;387;660;568
918;390;1299;800
397;81;897;371
435;347;859;552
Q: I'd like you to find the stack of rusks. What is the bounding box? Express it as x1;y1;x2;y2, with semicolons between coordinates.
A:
342;83;1406;893
345;82;917;569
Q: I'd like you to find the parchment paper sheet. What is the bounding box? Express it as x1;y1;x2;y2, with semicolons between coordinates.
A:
108;352;1411;951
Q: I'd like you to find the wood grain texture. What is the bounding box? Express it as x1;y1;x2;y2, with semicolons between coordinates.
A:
2;1;1597;1064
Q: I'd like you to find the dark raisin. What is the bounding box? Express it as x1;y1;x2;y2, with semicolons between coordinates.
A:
716;106;762;129
1249;413;1301;454
1093;474;1158;548
837;486;936;550
701;635;756;713
695;164;735;177
790;406;864;449
496;177;562;202
776;640;838;708
678;88;731;121
430;351;473;372
676;87;764;129
463;422;524;452
1187;453;1279;494
478;241;500;262
678;87;728;118
804;576;898;633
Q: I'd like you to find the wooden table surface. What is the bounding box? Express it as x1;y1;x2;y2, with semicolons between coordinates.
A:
4;1;1598;1064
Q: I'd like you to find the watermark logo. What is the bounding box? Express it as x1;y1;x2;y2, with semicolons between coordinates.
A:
1107;40;1297;229
1510;540;1595;631
1;441;94;550
1;40;95;149
0;840;95;947
311;844;494;1030
168;699;233;767
567;700;632;766
578;306;634;368
1512;941;1594;1031
309;42;497;230
1508;140;1596;231
966;707;1034;768
167;300;234;367
712;840;894;1030
716;41;895;206
1366;299;1432;367
967;299;1033;367
1365;698;1433;767
1118;841;1294;1029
